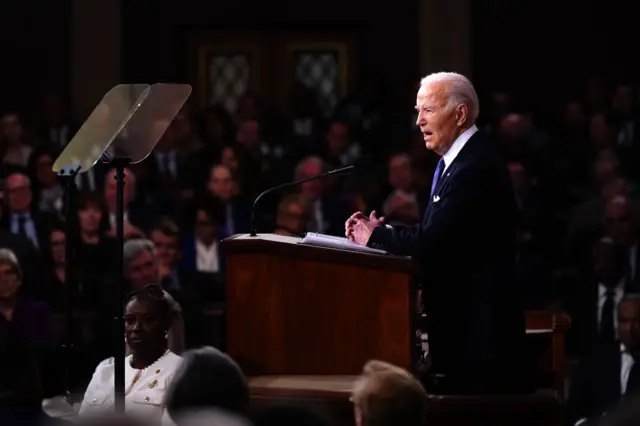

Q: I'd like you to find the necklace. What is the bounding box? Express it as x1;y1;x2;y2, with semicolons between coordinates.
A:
126;350;170;394
130;349;170;372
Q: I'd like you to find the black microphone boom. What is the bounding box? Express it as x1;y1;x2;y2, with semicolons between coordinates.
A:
249;156;371;237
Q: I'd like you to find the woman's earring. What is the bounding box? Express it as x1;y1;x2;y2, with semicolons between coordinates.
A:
164;331;169;339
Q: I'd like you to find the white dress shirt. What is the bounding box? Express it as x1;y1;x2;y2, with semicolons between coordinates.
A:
109;211;129;228
441;125;478;172
79;351;182;424
620;343;635;394
597;280;625;338
196;240;220;273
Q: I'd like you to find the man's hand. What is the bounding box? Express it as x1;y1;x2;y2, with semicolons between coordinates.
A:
345;210;384;245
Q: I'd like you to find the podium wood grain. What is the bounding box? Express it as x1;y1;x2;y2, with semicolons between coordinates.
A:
222;234;417;376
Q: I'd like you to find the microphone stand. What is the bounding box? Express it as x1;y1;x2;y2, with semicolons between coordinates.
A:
249;164;354;237
57;164;81;400
111;157;131;412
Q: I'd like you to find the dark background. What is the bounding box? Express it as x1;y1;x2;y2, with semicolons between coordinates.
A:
0;0;637;114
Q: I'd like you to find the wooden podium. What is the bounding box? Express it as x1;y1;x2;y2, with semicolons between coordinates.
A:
221;233;417;376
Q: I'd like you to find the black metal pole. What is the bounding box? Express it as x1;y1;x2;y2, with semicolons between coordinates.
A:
112;158;130;412
59;166;80;399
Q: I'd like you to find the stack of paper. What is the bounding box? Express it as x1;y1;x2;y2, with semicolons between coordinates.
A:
300;233;387;255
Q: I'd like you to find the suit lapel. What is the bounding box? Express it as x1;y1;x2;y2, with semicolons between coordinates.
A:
425;131;483;217
425;161;460;219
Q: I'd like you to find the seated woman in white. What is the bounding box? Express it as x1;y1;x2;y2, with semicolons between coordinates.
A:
78;285;182;424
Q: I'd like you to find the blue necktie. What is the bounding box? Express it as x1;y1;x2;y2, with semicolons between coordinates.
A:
430;157;446;196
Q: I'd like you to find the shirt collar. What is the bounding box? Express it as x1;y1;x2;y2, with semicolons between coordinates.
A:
598;279;625;298
442;125;478;170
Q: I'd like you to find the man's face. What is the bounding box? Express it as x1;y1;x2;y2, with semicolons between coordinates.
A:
604;199;635;247
125;250;158;290
194;209;218;245
207;165;235;201
415;82;462;155
150;230;179;267
5;174;32;213
618;300;640;351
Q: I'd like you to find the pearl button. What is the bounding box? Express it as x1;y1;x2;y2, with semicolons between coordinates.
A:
92;398;97;403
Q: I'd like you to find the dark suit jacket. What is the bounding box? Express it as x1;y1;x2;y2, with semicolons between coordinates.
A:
367;130;525;390
0;210;54;252
567;344;624;424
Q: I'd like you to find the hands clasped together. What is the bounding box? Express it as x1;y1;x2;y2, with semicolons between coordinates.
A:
344;210;385;246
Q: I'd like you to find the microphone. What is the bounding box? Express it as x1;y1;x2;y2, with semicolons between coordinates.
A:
249;155;373;236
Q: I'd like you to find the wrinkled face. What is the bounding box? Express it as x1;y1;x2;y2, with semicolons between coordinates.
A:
415;82;465;155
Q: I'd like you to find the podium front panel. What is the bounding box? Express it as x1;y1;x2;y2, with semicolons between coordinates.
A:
224;236;416;376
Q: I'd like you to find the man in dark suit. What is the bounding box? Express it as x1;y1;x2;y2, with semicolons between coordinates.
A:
346;72;525;394
568;293;640;425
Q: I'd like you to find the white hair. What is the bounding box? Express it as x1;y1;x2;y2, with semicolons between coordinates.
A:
0;248;21;279
420;72;480;123
123;238;155;267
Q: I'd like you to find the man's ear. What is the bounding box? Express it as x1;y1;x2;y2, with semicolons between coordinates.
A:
456;104;468;127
